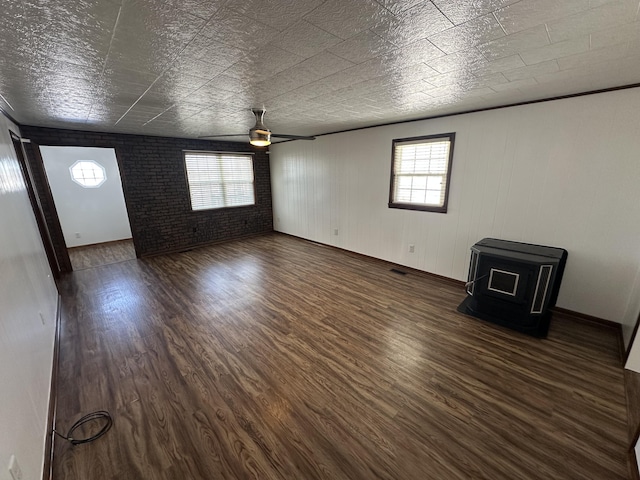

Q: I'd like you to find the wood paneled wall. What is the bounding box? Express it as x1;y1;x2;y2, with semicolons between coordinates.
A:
0;114;58;479
270;88;640;345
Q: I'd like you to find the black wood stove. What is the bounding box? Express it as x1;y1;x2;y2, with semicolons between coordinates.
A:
457;238;568;337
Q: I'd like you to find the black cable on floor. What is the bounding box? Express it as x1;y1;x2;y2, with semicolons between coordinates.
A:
53;411;113;445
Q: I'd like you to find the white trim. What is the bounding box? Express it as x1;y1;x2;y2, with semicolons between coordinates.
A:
531;265;553;314
467;249;479;295
488;268;519;296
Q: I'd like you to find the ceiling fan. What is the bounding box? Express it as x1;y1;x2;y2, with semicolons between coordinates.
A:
199;108;316;147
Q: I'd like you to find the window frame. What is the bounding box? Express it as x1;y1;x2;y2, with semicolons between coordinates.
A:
388;132;455;214
69;160;107;188
183;150;257;212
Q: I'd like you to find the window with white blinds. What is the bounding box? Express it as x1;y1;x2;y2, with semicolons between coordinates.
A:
184;151;255;211
389;133;455;213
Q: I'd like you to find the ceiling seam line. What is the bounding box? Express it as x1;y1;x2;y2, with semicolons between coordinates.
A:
493;11;508;36
115;4;228;127
544;24;552;44
87;2;123;123
101;3;123;76
430;1;455;26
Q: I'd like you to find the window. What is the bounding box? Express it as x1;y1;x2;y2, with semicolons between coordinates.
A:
389;133;455;213
70;160;106;188
184;151;255;211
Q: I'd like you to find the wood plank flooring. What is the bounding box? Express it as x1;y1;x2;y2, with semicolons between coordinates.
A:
53;233;630;479
68;238;135;271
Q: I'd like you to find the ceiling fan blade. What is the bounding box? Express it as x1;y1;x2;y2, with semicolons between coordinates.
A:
270;133;316;140
198;134;247;138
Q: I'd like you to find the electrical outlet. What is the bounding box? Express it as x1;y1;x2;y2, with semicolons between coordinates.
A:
333;228;338;236
75;232;81;238
408;244;415;253
9;455;23;480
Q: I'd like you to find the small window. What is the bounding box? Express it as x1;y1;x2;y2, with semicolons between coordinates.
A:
389;133;455;213
70;160;106;188
184;151;255;211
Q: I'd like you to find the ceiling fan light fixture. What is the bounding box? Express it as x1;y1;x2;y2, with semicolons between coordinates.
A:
199;108;315;144
250;128;271;147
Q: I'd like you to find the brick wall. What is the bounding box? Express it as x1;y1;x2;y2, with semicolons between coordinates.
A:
20;126;273;260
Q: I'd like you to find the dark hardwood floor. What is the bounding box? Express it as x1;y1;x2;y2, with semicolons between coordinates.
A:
68;238;135;271
53;233;630;479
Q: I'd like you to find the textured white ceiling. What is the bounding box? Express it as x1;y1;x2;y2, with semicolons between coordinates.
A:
1;0;639;141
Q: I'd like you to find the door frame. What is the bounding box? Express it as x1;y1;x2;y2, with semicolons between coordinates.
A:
9;130;65;279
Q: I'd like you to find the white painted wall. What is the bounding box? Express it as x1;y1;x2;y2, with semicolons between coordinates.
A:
0;117;58;480
40;146;131;248
270;88;640;347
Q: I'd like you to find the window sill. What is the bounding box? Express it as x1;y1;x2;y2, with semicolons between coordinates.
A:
388;202;448;213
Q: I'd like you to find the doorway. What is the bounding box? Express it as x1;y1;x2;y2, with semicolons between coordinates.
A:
9;132;61;278
39;146;135;270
